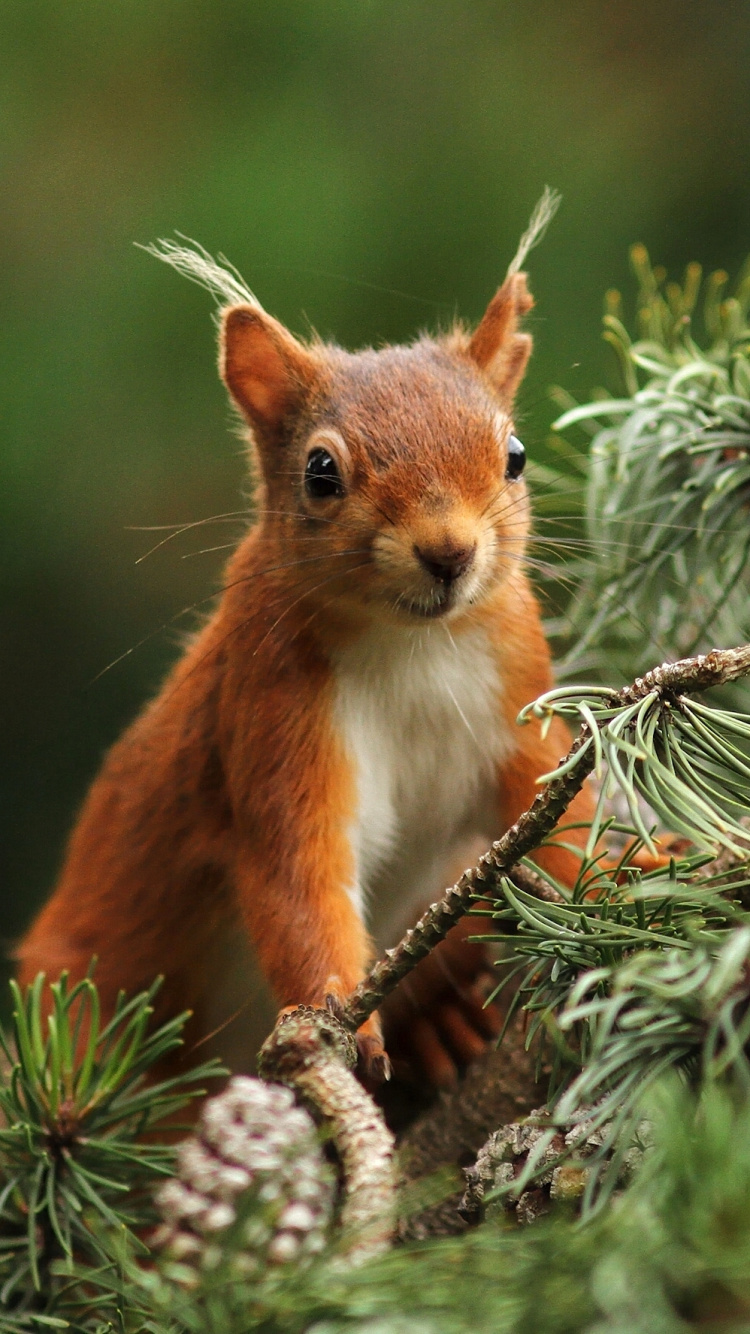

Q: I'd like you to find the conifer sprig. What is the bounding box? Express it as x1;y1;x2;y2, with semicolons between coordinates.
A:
0;973;222;1314
520;673;750;855
487;916;750;1218
551;248;750;683
481;808;750;1215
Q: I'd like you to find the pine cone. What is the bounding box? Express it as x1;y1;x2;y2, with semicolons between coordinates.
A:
460;1107;648;1226
154;1076;335;1281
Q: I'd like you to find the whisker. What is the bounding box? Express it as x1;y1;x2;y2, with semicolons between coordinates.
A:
221;549;372;589
531;507;746;539
132;506;361;564
127;516;249;532
182;543;239;559
271;574;380;657
253;508;345;526
363;491;399;529
484;469;575;523
524;564;580;595
182;529;375;560
91;549;371;682
514;549;581;593
156;560;373;710
228;548;373;584
250;561;373;660
131;512;252;564
441;625;480;746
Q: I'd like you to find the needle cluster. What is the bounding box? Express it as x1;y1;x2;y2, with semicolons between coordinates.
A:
552;247;750;688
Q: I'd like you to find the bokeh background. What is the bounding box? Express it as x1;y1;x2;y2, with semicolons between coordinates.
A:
3;0;750;979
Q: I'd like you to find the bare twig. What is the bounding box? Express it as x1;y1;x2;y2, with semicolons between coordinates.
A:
509;863;565;904
341;646;750;1031
257;1006;395;1263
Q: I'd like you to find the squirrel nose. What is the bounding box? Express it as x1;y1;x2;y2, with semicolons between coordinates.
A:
414;542;477;584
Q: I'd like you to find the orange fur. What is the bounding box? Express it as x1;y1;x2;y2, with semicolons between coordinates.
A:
17;256;593;1085
491;582;593;885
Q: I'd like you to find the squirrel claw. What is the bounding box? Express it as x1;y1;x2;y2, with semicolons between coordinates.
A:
274;1002;389;1083
357;1032;392;1084
370;1049;392;1083
324;990;346;1021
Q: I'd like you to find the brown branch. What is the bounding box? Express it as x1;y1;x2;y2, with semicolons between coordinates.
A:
509;862;565;904
341;645;750;1032
257;1006;395;1263
396;1014;546;1240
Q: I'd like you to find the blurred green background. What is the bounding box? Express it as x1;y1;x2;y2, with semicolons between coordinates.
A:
2;0;750;971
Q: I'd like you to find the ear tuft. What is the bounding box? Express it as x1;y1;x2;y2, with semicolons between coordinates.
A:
221;306;320;440
467;272;534;406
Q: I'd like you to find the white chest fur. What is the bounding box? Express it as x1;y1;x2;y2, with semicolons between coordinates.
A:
332;621;517;936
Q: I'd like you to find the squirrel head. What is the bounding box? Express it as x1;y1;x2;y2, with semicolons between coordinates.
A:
220;271;534;626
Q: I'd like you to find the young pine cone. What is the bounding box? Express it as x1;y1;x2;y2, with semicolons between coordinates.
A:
154;1076;335;1281
460;1108;648;1226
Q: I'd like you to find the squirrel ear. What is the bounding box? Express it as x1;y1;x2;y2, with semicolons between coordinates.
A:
221;306;320;439
467;272;534;407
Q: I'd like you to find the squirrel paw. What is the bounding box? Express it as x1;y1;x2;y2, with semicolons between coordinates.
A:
321;977;391;1085
275;995;391;1086
355;1014;392;1086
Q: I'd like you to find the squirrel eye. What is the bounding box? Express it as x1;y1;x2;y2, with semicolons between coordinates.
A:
505;435;526;481
304;447;345;499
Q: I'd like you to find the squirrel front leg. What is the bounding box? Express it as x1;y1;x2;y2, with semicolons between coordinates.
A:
218;620;389;1077
231;835;386;1080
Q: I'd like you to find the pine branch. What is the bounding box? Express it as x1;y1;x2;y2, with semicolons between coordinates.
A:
483;921;750;1218
551;247;750;683
257;1006;395;1263
0;973;223;1315
341;645;750;1031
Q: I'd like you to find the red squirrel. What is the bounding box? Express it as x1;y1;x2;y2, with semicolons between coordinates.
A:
17;236;593;1087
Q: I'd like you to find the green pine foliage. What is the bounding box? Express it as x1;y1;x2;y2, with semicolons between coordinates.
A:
0;973;222;1326
27;1077;750;1334
520;679;750;854
550;247;750;687
487;897;750;1215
